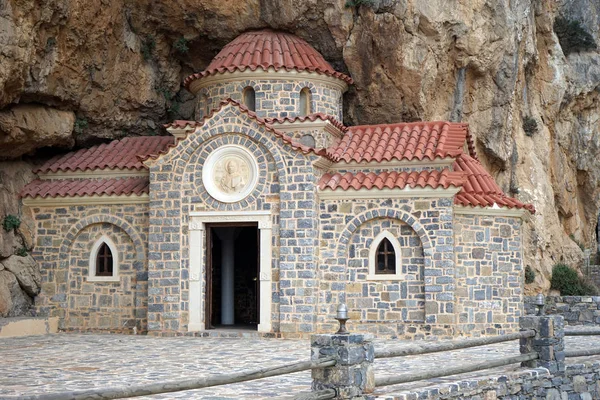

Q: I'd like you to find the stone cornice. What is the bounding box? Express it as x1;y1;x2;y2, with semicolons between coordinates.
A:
22;194;149;207
38;169;149;180
318;186;461;200
329;158;455;171
454;205;530;220
271;120;344;138
189;68;348;94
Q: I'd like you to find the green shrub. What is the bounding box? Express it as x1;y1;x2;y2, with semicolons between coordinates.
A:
74;118;88;134
522;116;538;136
174;37;189;54
345;0;375;8
551;263;581;295
525;265;536;284
141;35;156;61
16;247;28;257
2;215;20;232
551;263;599;295
554;17;597;56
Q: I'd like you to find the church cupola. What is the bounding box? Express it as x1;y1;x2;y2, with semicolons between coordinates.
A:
184;30;351;121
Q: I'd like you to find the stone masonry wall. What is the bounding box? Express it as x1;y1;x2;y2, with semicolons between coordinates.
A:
344;218;426;332
525;296;600;325
317;197;456;339
31;204;148;332
384;363;600;400
195;77;343;121
453;214;524;336
147;104;321;335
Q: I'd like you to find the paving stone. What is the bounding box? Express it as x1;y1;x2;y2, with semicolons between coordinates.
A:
0;328;598;399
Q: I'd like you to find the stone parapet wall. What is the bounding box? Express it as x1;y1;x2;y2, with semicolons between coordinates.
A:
30;204;149;332
195;76;343;121
453;214;524;336
525;295;600;325
383;364;600;399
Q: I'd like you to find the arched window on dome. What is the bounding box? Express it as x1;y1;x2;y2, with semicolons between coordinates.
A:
243;86;256;111
88;235;119;282
299;87;311;116
367;231;402;280
202;94;210;118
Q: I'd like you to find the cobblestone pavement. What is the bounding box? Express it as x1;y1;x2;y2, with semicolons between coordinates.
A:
0;329;599;399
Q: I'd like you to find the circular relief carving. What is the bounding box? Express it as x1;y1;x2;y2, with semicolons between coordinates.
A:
202;145;258;203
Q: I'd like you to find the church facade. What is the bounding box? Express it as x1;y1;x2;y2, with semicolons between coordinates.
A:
21;30;534;339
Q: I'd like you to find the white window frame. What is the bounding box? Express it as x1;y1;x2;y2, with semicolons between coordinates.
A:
88;235;120;282
367;230;402;280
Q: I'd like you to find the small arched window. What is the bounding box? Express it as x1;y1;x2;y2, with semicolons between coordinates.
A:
243;86;256;111
376;239;396;275
89;235;119;282
96;243;113;276
299;87;311;116
202;94;210;117
367;231;402;280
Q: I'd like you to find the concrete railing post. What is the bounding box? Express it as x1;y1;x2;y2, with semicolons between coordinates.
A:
311;333;374;399
519;314;565;373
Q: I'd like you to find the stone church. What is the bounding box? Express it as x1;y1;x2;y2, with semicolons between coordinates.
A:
21;30;534;338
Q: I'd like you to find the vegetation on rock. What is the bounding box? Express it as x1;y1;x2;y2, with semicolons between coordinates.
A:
522;116;538;136
174;37;189;54
345;0;375;8
74;117;88;134
554;17;597;56
141;35;156;61
16;247;28;257
525;265;536;284
551;263;599;295
2;215;20;232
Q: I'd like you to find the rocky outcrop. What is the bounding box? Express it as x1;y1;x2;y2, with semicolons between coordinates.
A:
0;105;75;159
0;269;34;318
0;0;598;295
1;255;41;298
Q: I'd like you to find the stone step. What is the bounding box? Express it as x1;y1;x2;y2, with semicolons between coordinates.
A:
0;316;58;338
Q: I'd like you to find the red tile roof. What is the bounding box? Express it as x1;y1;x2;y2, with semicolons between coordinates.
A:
20;177;149;199
319;169;464;191
453;154;535;213
328;121;469;163
143;99;332;163
184;30;352;89
35;136;175;173
265;113;348;133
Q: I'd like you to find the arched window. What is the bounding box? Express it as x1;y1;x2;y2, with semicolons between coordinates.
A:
202;94;210;117
96;243;113;276
243;86;256;111
367;231;401;280
299;87;311;116
376;239;395;274
89;235;119;282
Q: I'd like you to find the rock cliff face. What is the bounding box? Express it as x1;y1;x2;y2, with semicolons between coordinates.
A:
0;0;599;311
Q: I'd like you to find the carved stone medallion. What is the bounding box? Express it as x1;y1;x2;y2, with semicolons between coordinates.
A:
202;145;258;203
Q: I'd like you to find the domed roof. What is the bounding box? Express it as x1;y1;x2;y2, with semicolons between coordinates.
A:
184;30;352;89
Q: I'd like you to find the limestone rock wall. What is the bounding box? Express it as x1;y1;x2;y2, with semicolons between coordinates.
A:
0;0;599;309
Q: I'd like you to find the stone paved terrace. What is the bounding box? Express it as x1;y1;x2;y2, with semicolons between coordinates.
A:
0;330;599;399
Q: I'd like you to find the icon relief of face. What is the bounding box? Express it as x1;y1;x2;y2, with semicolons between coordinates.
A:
218;157;246;193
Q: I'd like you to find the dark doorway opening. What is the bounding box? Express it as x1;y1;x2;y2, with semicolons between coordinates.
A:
206;223;259;330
